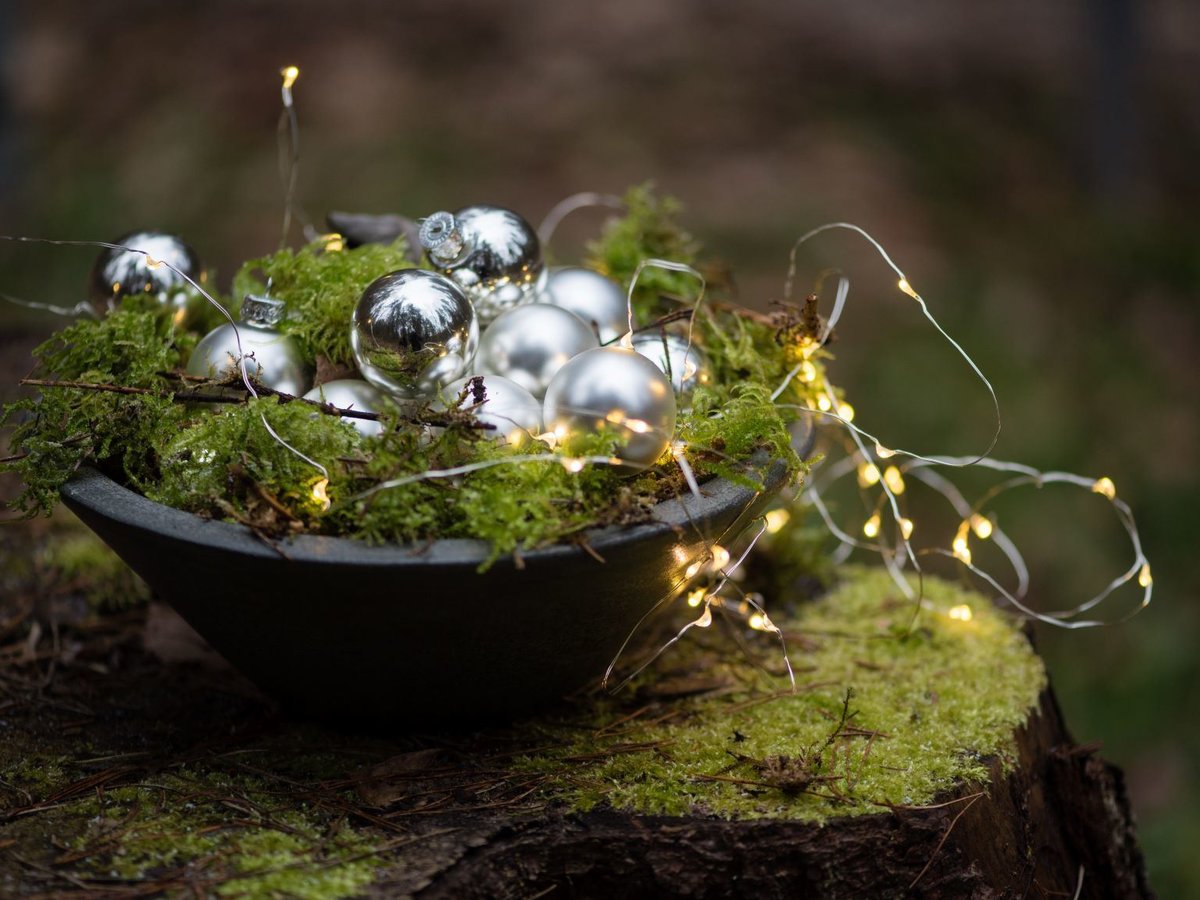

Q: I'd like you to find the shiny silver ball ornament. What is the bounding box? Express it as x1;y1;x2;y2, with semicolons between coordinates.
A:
442;374;543;446
543;347;677;474
419;205;544;324
351;269;479;398
187;295;312;395
631;331;709;394
303;379;388;438
476;303;599;399
89;230;203;324
541;267;629;343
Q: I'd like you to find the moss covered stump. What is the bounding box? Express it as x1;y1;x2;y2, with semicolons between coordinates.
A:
0;533;1150;898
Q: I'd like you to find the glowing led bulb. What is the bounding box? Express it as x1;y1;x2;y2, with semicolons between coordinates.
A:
685;560;704;579
710;545;731;570
686;588;706;607
280;65;300;90
1138;562;1153;588
321;233;345;253
695;606;713;628
748;613;765;630
800;361;817;382
1092;477;1117;500
897;277;918;299
764;508;791;534
874;442;896;459
899;517;914;540
311;478;330;511
970;513;993;540
562;457;586;473
952;520;972;564
947;604;973;622
817;395;833;412
863;513;881;539
837;402;855;423
883;465;906;495
858;463;881;487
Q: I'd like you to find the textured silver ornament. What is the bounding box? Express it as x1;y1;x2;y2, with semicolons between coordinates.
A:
419;205;544;324
351;269;479;398
442;374;543;446
475;303;598;399
541;266;629;343
187;295;312;395
89;230;203;324
631;331;709;393
543;346;677;473
303;379;388;438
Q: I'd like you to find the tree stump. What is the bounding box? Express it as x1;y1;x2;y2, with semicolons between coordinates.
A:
0;530;1152;899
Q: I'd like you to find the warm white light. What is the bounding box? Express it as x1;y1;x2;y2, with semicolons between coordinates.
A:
562;457;586;473
863;513;881;539
686;588;706;608
1092;477;1117;500
1138;562;1153;588
280;65;300;90
970;513;993;540
882;466;906;495
874;442;896;459
710;545;731;570
817;395;832;412
947;604;973;622
837;402;855;423
899;517;914;539
764;508;790;534
311;478;330;511
898;277;917;299
858;463;881;487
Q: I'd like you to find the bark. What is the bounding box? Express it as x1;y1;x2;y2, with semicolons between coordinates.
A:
374;690;1150;899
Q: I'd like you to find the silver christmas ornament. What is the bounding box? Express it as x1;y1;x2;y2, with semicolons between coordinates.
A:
303;379;388;438
441;374;543;446
419;205;544;324
187;295;312;395
351;269;479;398
631;331;709;393
543;346;677;473
89;230;203;324
476;303;598;399
541;266;629;343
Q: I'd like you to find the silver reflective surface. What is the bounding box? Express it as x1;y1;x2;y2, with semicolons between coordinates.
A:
187;321;312;396
542;346;676;473
541;266;629;343
303;379;388;438
476;303;598;399
441;374;543;445
631;331;709;393
89;231;203;323
351;269;478;398
421;205;544;324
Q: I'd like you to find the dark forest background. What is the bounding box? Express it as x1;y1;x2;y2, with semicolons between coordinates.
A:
0;1;1196;892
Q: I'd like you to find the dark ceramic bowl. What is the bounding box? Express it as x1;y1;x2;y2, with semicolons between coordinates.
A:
61;459;789;730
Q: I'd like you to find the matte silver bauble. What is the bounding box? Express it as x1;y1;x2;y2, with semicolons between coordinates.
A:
476;303;598;399
303;379;388;438
419;205;544;324
541;266;629;343
89;230;203;324
187;295;312;395
441;374;543;446
351;269;479;398
542;346;677;473
631;331;709;393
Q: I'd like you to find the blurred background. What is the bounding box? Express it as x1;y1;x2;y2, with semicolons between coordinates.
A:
0;0;1196;891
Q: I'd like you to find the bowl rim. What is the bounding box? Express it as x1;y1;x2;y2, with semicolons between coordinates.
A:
61;456;791;567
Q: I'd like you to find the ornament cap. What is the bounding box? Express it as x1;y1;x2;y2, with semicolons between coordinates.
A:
420;211;469;263
240;294;285;327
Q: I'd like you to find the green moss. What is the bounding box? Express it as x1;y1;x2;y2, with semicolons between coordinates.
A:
39;525;150;610
231;238;415;366
65;776;376;899
2;187;834;558
513;568;1046;820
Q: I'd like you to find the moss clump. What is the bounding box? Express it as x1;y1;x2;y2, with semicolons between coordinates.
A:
2;187;832;558
232;238;415;366
513;568;1046;820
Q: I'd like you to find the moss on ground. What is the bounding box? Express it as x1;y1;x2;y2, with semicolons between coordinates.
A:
514;567;1046;820
0;566;1044;896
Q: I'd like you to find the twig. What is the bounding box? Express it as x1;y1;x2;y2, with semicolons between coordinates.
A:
908;790;985;889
